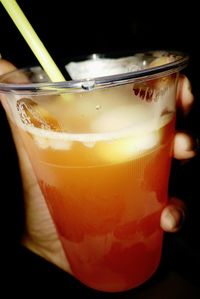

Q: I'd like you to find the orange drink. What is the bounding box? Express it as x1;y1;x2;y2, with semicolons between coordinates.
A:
0;51;188;292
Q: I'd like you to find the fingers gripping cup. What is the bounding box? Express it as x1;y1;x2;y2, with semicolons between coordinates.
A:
0;51;188;292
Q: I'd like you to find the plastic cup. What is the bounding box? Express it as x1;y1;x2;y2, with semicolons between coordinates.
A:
0;50;188;292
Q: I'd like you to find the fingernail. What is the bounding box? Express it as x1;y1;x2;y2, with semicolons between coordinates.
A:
180;76;194;116
163;210;177;231
176;133;192;151
182;75;192;95
163;207;185;232
180;135;191;151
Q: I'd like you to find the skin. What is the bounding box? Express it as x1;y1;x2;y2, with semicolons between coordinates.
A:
0;59;195;274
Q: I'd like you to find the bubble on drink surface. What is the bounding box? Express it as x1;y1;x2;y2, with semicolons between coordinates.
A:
95;104;102;111
16;98;62;131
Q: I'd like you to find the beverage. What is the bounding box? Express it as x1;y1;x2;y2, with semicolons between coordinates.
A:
0;51;188;292
15;80;175;292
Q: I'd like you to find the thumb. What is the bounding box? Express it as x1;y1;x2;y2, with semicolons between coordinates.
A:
0;59;16;107
0;59;16;76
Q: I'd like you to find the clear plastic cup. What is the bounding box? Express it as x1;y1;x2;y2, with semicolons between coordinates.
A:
0;50;188;292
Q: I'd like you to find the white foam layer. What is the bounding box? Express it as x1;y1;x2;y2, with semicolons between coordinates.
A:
19;110;172;151
33;135;73;150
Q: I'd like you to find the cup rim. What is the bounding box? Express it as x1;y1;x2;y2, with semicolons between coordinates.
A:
0;50;189;95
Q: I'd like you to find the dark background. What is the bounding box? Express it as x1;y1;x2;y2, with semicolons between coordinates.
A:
0;0;200;297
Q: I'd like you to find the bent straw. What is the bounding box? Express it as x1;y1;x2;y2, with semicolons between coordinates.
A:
1;0;65;82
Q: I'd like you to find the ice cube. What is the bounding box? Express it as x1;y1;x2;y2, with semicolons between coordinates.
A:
65;56;140;80
97;131;160;163
91;104;155;133
16;98;61;131
149;55;175;68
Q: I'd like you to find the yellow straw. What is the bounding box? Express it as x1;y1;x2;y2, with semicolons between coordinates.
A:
1;0;65;82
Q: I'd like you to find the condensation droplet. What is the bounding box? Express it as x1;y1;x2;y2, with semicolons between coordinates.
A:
95;105;102;111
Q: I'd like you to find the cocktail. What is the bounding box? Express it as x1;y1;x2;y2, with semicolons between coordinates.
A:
0;51;188;292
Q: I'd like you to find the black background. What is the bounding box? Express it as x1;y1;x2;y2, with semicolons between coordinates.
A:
0;0;200;297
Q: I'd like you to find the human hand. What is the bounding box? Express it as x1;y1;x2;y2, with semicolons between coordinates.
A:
0;59;195;273
160;74;195;232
